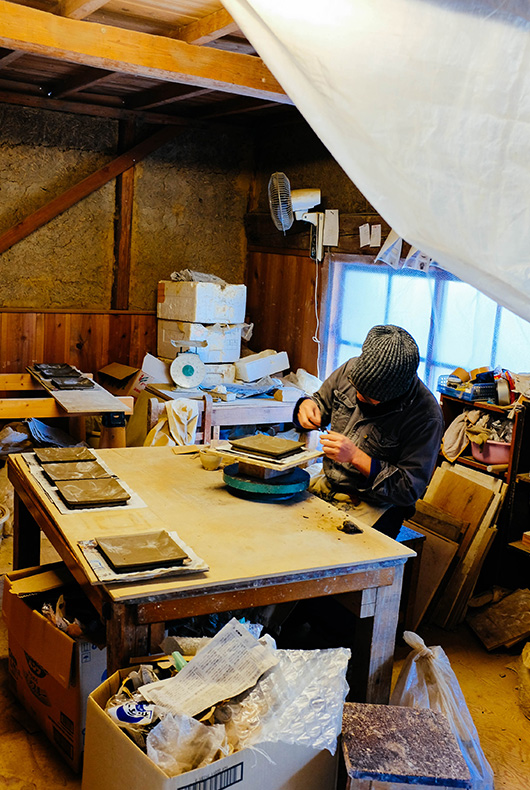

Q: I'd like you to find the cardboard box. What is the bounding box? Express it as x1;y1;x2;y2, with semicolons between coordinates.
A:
82;668;338;790
157;319;242;363
2;563;107;772
98;363;150;400
157;280;247;323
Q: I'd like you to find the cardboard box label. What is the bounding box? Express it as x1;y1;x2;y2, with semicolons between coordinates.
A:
178;761;243;790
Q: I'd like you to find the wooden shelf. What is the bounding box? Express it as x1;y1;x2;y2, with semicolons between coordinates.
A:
508;540;530;555
457;454;507;477
439;394;509;415
438;452;508;479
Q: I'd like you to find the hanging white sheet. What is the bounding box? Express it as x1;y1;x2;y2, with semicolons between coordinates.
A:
223;0;530;320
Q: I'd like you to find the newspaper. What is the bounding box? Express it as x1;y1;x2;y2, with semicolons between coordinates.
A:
139;618;278;717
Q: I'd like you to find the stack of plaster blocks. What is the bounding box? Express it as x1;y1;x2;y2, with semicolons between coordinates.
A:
156;280;247;386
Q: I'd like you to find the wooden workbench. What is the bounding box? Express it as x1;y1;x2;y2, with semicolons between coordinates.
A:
8;446;414;703
0;373;133;447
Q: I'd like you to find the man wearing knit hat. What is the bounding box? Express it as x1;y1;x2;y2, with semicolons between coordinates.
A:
294;324;444;538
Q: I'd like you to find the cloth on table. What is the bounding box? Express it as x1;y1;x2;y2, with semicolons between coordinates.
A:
144;399;199;447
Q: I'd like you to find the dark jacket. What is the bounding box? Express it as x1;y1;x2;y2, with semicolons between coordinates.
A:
296;358;444;508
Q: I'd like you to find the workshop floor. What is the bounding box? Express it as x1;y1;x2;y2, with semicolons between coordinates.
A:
1;489;529;788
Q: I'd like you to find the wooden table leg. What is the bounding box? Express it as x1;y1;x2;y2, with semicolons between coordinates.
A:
149;623;166;654
348;563;405;704
106;602;149;674
68;415;87;443
12;493;41;570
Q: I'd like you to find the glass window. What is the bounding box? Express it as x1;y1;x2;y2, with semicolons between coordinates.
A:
322;255;530;393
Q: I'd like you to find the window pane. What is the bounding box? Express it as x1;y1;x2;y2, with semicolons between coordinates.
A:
495;308;530;372
340;267;389;342
323;256;530;393
387;273;434;360
436;281;497;369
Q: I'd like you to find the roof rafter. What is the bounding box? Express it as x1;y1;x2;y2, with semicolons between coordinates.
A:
47;66;114;98
126;84;212;111
59;0;109;21
0;1;290;104
174;9;239;45
0;48;23;67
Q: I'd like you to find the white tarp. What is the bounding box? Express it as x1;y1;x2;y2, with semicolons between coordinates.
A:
223;0;530;321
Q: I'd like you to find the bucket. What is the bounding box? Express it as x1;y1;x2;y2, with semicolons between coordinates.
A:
471;440;510;465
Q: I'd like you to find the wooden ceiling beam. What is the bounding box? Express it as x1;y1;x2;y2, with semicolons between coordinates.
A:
59;0;109;21
126;84;212;110
174;9;239;45
47;66;114;98
0;1;291;104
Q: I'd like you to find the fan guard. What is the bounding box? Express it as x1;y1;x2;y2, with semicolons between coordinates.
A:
268;171;294;232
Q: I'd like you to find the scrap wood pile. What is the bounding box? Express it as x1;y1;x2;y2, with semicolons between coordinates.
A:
404;461;507;631
466;588;530;651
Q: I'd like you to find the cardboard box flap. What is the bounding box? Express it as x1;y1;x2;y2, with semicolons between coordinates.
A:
3;573;75;689
99;363;140;382
8;562;73;597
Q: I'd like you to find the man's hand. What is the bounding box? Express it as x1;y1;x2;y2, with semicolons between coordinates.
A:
320;431;356;463
321;431;372;476
297;399;322;430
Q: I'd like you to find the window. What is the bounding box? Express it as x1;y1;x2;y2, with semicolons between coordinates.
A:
321;255;530;392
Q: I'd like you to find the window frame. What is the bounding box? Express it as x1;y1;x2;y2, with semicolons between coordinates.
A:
320;253;505;392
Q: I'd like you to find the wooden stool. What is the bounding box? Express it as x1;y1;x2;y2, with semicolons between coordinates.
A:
341;702;471;789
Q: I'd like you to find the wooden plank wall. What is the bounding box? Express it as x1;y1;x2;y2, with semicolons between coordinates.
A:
245;211;399;379
246;249;325;376
0;311;156;373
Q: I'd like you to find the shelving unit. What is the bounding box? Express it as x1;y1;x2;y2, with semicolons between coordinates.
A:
439;394;523;486
439;393;530;587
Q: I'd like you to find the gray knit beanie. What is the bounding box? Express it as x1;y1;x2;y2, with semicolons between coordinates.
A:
349;325;419;402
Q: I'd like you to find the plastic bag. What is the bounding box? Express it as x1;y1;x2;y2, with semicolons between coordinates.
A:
391;631;494;790
146;713;230;776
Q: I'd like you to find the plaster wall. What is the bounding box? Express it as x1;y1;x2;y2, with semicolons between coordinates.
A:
0;105;116;309
0;105;253;312
129;126;253;311
252;121;372;216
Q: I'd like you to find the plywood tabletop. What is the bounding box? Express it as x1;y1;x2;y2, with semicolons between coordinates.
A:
10;447;414;604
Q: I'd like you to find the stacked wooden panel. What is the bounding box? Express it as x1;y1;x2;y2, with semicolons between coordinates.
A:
404;461;506;630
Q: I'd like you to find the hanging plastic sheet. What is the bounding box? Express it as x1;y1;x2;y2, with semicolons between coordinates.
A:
223;0;530;321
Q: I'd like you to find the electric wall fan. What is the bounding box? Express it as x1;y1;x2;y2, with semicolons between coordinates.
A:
268;171;325;261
